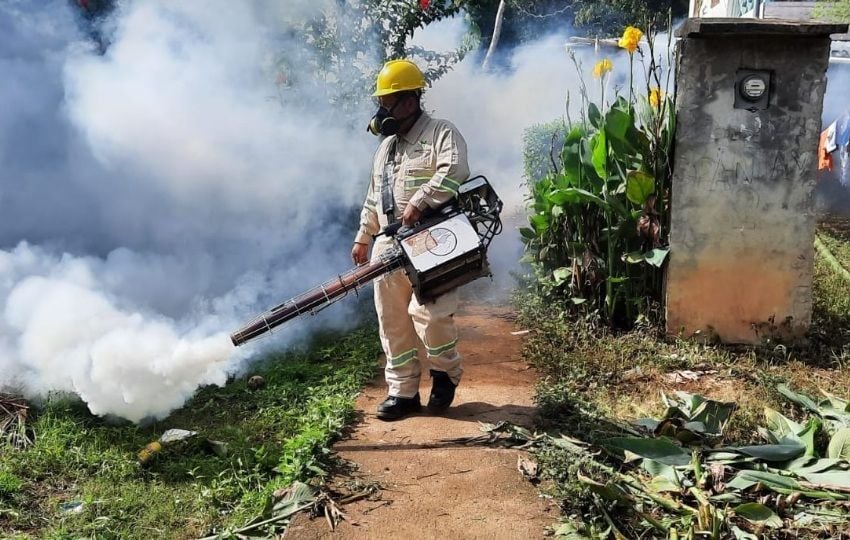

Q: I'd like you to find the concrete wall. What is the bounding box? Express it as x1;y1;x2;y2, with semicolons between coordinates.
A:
666;19;841;343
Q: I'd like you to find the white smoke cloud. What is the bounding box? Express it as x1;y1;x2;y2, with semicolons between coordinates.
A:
1;243;232;421
0;0;377;421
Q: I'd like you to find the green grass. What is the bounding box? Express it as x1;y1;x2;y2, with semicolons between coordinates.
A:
0;323;380;540
813;231;850;361
518;230;850;536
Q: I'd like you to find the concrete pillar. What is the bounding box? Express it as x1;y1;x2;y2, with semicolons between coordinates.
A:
666;18;847;344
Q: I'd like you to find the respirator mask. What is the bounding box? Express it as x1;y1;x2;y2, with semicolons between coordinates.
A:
367;98;410;137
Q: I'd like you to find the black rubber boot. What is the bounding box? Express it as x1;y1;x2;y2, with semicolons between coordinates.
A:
427;370;456;412
376;393;421;421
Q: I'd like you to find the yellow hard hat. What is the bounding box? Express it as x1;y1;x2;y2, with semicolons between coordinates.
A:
372;59;426;97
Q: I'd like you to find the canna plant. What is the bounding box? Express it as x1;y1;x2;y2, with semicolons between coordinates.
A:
521;18;676;327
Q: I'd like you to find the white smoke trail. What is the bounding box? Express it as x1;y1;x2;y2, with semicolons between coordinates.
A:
0;0;376;421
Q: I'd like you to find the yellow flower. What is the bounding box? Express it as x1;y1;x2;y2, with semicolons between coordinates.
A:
649;87;664;108
592;58;613;79
618;26;643;54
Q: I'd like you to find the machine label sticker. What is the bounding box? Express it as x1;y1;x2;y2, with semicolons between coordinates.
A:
403;228;457;257
426;228;457;256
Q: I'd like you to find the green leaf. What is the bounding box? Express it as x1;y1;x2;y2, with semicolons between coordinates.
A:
642;459;685;490
794;458;843;474
707;451;751;461
587;103;602;128
643;248;669;268
726;473;758;492
792;507;850;526
602;437;691;466
736;470;801;490
625;171;655;205
802;471;850;488
548;190;578;205
781;456;815;471
635;248;667;268
797;418;821;457
731;525;758;540
712;492;743;504
565;125;585;145
689;398;735;434
529;214;549;234
648;475;681;493
821;389;848;411
553;267;571;286
729;443;806;462
612;95;630;113
764;407;803;441
591;130;607;180
827;428;850;459
734;503;783;528
551;188;609;209
270;481;317;516
674;391;705;415
634;418;660;431
576;473;631;503
604;107;632;143
554;520;590;539
549;435;588;454
683;421;707;434
777;384;822;414
519;227;536;240
623;251;645;264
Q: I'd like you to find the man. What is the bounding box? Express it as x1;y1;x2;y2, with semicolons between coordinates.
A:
351;59;470;421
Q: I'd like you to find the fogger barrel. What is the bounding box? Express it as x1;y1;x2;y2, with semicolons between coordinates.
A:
230;176;502;347
230;251;403;346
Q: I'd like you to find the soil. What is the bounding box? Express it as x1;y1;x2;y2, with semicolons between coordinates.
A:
288;303;555;539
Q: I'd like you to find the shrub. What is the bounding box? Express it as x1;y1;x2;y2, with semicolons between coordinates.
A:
521;19;676;327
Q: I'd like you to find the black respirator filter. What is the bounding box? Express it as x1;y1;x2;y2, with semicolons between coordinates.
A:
367;108;399;136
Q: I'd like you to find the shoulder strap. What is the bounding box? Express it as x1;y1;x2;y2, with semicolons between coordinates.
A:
381;137;399;222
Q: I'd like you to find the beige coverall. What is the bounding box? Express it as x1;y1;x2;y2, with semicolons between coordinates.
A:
355;112;470;398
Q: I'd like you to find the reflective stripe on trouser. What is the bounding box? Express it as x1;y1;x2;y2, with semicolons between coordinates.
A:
373;263;462;398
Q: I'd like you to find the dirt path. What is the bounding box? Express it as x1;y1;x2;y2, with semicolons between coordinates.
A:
289;303;554;539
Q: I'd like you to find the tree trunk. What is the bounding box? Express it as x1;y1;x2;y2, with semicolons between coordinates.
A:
481;0;506;71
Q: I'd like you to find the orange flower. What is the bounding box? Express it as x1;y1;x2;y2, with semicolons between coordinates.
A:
618;26;643;54
592;58;613;79
649;87;664;108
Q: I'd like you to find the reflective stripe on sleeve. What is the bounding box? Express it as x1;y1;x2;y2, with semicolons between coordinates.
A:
432;175;461;195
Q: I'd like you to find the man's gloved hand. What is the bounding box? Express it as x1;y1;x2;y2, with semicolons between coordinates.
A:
351;242;369;265
402;202;422;227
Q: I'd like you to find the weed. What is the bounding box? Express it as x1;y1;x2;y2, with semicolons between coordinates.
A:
0;470;23;501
